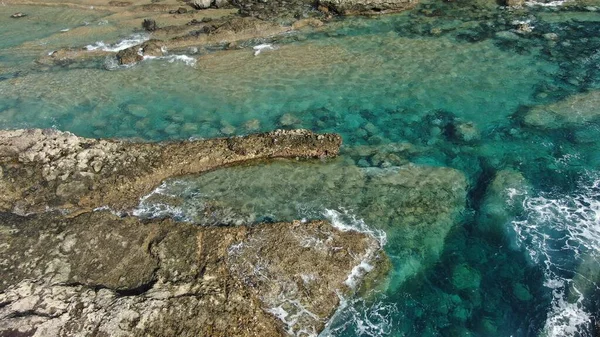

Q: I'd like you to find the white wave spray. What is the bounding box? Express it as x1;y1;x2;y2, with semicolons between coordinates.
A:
511;172;600;337
85;33;150;52
319;209;395;337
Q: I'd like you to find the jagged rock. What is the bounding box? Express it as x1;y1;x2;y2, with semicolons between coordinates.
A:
116;46;143;64
318;0;418;15
0;211;386;337
0;129;341;214
142;18;158;32
116;40;165;65
140;39;164;57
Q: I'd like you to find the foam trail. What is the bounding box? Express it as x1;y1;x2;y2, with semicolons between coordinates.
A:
511;172;600;337
85;33;150;52
324;208;387;246
143;54;197;67
320;292;397;337
525;0;571;6
253;44;276;56
319;209;394;336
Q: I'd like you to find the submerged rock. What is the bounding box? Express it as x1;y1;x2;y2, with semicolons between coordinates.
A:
0;128;341;215
478;169;530;237
0;211;386;337
524;90;600;129
137;160;467;289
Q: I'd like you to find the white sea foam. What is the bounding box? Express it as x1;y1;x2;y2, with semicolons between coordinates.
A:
511;173;600;337
324;208;387;247
85;33;150;52
131;181;188;220
150;54;197;67
253;43;276;56
320;292;398;337
344;259;374;289
525;0;571;6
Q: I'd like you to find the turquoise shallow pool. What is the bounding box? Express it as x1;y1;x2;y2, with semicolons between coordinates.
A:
1;1;600;336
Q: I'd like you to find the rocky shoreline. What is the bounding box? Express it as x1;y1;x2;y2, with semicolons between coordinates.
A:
0;128;340;215
0;128;388;337
3;0;423;67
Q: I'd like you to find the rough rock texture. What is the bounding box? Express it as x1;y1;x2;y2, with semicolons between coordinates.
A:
116;40;165;65
524;90;600;129
318;0;418;15
133;160;467;289
0;128;341;215
0;211;386;337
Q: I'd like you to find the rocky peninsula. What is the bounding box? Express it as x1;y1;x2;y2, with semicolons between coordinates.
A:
0;128;389;337
0;128;340;215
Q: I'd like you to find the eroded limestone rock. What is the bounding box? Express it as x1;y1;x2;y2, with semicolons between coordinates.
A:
0;211;386;337
524;90;600;129
0;128;341;215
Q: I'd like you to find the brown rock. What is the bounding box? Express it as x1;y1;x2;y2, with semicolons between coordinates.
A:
0;129;342;214
116;46;143;64
0;211;386;337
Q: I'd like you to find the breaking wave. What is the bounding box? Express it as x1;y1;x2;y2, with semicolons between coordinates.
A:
85;33;150;52
511;172;600;337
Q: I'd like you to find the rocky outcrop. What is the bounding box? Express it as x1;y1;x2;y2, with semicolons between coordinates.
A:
116;40;165;65
0;128;386;336
523;90;600;129
0;211;387;337
0;128;341;215
318;0;418;15
133;159;467;289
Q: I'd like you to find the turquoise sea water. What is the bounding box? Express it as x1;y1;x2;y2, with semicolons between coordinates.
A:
1;1;600;336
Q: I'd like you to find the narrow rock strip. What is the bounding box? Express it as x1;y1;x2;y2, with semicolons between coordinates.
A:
0;128;341;215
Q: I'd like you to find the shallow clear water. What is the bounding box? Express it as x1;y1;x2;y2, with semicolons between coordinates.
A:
2;2;600;337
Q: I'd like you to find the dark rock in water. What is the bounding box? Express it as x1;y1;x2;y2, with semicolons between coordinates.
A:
0;128;341;214
0;211;386;336
116;40;165;64
140;39;164;57
142;18;158;31
10;12;26;18
116;45;143;64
